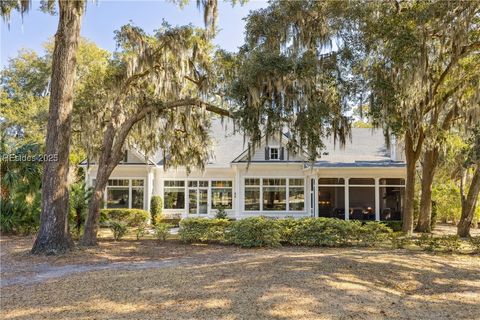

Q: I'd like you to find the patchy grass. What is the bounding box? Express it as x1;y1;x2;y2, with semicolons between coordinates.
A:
1;235;479;320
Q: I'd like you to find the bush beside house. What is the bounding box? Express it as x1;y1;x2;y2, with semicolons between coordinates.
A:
100;209;149;227
150;196;163;225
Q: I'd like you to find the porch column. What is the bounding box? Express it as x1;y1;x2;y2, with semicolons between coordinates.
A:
344;177;349;221
375;177;380;221
314;176;319;218
234;167;241;219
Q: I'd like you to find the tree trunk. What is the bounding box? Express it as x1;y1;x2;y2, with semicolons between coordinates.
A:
81;125;123;246
416;147;439;232
403;132;419;235
32;1;84;255
457;165;480;237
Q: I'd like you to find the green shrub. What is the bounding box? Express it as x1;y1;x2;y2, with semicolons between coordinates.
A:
416;234;441;252
179;218;231;243
438;235;460;253
162;217;181;227
381;220;403;232
153;223;172;241
215;205;228;219
136;223;148;240
109;221;128;241
388;232;411;249
277;217;302;244
227;217;281;247
468;236;480;253
150;196;163;225
287;218;363;247
358;222;392;246
100;209;149;227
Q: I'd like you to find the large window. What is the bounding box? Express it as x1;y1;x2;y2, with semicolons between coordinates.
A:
211;180;233;209
318;178;345;218
164;180;185;209
245;178;261;211
187;180;208;214
244;178;305;212
263;178;287;211
289;179;305;211
106;179;144;209
380;178;405;221
349;178;375;221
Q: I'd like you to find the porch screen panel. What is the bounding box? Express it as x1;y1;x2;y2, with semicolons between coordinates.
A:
318;178;345;218
349;178;375;221
380;178;405;221
164;180;185;209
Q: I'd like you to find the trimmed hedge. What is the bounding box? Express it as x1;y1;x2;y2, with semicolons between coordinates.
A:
100;209;149;227
179;218;232;243
227;217;281;247
178;217;393;248
381;220;402;232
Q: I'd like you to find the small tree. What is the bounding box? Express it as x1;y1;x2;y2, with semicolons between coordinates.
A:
150;196;163;225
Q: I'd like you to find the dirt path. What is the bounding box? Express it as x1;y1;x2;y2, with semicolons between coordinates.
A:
1;252;258;287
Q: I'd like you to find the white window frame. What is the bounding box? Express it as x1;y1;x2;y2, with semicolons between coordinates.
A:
211;180;234;211
104;177;146;210
163;179;187;210
269;147;279;160
162;178;235;215
243;176;306;213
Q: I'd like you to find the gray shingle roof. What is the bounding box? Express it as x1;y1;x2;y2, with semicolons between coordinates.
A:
313;128;404;167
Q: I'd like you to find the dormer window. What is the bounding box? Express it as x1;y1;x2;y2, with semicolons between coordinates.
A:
270;147;279;160
265;146;285;160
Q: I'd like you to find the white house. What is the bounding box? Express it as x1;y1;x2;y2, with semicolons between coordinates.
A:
82;119;406;222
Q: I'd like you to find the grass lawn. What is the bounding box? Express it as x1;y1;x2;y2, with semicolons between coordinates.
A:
1;232;479;320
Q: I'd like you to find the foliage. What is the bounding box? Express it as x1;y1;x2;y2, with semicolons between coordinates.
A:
153;223;172;242
226;217;281;248
358;222;392;246
100;209;149;227
150;196;163;225
416;234;442;252
69;181;91;234
468;236;480;253
214;205;228;219
382;220;403;232
438;235;461;253
388;232;411;249
179;218;231;243
109;221;128;241
135;223;148;240
161;217;182;227
0;138;42;234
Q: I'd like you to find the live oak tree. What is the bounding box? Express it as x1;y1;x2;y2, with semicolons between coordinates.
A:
79;24;230;246
348;1;480;234
2;0;86;254
223;1;351;163
1;0;221;252
457;126;480;237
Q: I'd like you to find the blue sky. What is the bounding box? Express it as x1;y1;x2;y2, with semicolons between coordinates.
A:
0;0;268;67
